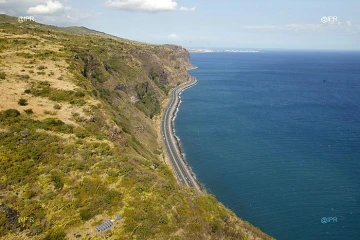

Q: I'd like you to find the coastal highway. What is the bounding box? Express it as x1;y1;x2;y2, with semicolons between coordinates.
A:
161;76;202;192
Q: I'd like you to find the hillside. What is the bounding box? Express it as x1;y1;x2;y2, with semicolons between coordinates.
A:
0;14;273;240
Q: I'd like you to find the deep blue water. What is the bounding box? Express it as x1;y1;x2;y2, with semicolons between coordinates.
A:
175;51;360;240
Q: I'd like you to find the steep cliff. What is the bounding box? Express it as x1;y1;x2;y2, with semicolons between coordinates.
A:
0;14;272;240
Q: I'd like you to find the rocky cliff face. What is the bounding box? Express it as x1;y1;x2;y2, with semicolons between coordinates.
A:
71;37;192;118
0;14;272;240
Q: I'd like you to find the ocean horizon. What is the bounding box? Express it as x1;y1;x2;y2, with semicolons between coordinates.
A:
175;51;360;240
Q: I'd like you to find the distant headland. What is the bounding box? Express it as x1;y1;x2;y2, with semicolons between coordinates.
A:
188;48;260;53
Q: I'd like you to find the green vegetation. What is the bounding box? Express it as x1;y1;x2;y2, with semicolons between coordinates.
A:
18;98;28;106
2;108;20;117
17;74;30;80
28;81;86;106
16;52;33;58
0;14;272;240
37;65;47;70
149;69;168;94
0;72;5;79
43;110;56;115
149;69;158;81
135;83;160;118
53;104;61;110
24;108;33;115
43;230;66;240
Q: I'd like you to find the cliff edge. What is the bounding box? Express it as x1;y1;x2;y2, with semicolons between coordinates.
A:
0;14;273;240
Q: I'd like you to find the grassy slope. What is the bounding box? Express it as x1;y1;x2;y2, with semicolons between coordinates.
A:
0;14;273;240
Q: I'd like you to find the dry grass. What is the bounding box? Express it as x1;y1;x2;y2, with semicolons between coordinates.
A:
0;35;88;125
0;14;273;240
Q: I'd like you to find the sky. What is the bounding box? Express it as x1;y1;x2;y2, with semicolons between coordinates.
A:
1;0;360;50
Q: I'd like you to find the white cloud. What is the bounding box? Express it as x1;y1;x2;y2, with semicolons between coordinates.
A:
104;0;178;12
0;0;100;25
284;23;322;31
0;0;60;17
240;21;359;34
168;33;178;39
179;6;195;12
240;25;283;30
27;0;65;15
240;24;323;31
34;9;101;25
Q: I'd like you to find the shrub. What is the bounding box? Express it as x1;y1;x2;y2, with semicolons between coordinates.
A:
18;98;28;106
51;173;64;190
0;212;6;233
70;99;86;106
53;104;61;110
24;109;33;115
75;91;85;97
154;149;162;155
1;109;20;118
39;81;50;87
16;52;33;59
35;50;55;60
0;72;5;79
40;118;73;133
44;110;56;115
24;89;31;94
17;74;30;80
79;208;95;221
30;82;86;105
74;128;89;139
91;89;98;97
149;69;158;80
37;65;47;70
43;230;66;240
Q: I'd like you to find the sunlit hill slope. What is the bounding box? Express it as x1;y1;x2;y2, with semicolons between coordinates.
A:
0;14;272;240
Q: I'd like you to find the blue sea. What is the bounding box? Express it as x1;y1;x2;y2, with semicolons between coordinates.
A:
175;51;360;240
